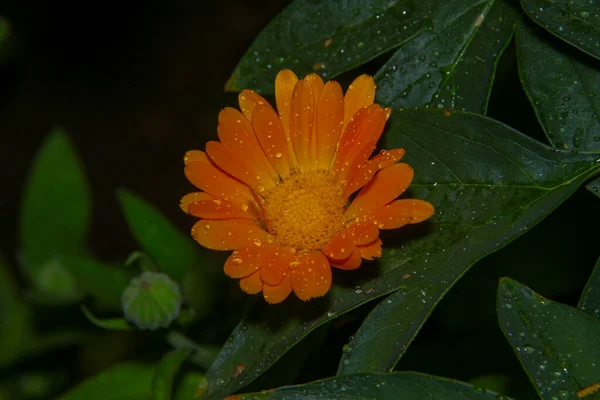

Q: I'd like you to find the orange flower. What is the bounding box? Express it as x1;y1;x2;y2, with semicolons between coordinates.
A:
181;70;434;304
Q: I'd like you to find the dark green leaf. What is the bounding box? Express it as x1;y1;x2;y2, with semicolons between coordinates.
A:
587;176;600;198
203;109;600;399
375;0;517;112
579;258;600;320
519;0;600;60
81;305;132;331
20;128;91;300
227;0;515;101
64;256;131;309
58;363;155;400
497;278;600;400
152;349;189;400
237;372;511;399
516;21;600;151
117;190;214;318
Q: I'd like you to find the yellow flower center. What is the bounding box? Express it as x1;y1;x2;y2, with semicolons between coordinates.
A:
262;170;346;250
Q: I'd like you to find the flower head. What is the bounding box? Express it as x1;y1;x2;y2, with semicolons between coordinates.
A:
181;70;434;304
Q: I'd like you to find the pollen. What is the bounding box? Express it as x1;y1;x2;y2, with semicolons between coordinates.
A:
262;170;346;250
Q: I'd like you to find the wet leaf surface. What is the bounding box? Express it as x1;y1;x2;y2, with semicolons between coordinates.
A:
236;372;511;400
579;258;600;320
520;0;600;61
497;278;600;400
202;109;600;399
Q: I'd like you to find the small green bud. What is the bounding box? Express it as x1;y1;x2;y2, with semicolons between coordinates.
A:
121;271;182;330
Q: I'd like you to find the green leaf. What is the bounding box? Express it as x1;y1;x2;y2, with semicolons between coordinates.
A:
0;16;14;64
58;363;155;400
516;21;600;151
117;190;214;318
166;331;219;370
226;0;515;101
497;278;600;400
118;190;192;282
63;256;131;309
579;258;600;320
587;176;600;198
203;109;600;399
0;253;33;367
174;372;206;400
236;372;511;399
519;0;600;61
20;128;91;301
81;305;132;330
152;349;189;400
375;0;517;112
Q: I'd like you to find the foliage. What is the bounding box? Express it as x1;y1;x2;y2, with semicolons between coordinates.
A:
1;1;600;399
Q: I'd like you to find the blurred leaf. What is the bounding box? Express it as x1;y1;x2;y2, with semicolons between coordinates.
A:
117;190;214;317
516;21;600;151
0;253;33;367
81;305;132;331
63;256;131;309
174;372;206;400
0;16;14;64
227;0;516;104
376;0;517;112
579;258;600;320
20;128;91;301
58;363;155;400
166;331;219;370
203;109;600;399
519;0;600;60
588;176;600;199
126;251;160;272
497;278;600;400
236;372;511;399
153;349;189;400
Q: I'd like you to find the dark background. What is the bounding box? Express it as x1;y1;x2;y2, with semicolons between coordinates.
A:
0;2;598;398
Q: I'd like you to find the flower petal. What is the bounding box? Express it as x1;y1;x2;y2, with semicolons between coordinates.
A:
336;105;390;185
290;255;317;301
180;192;210;214
238;89;269;121
275;69;299;169
191;219;270;251
240;270;262;294
315;81;344;170
346;163;414;219
185;192;259;220
205;141;261;191
290;78;318;171
263;275;292;304
343;148;406;199
260;245;292;286
331;107;367;176
343;74;376;130
217;107;279;189
371;199;435;229
329;248;362;270
183;150;208;165
312;251;332;298
358;238;382;260
252;104;291;179
224;246;265;278
322;228;356;260
184;160;255;204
